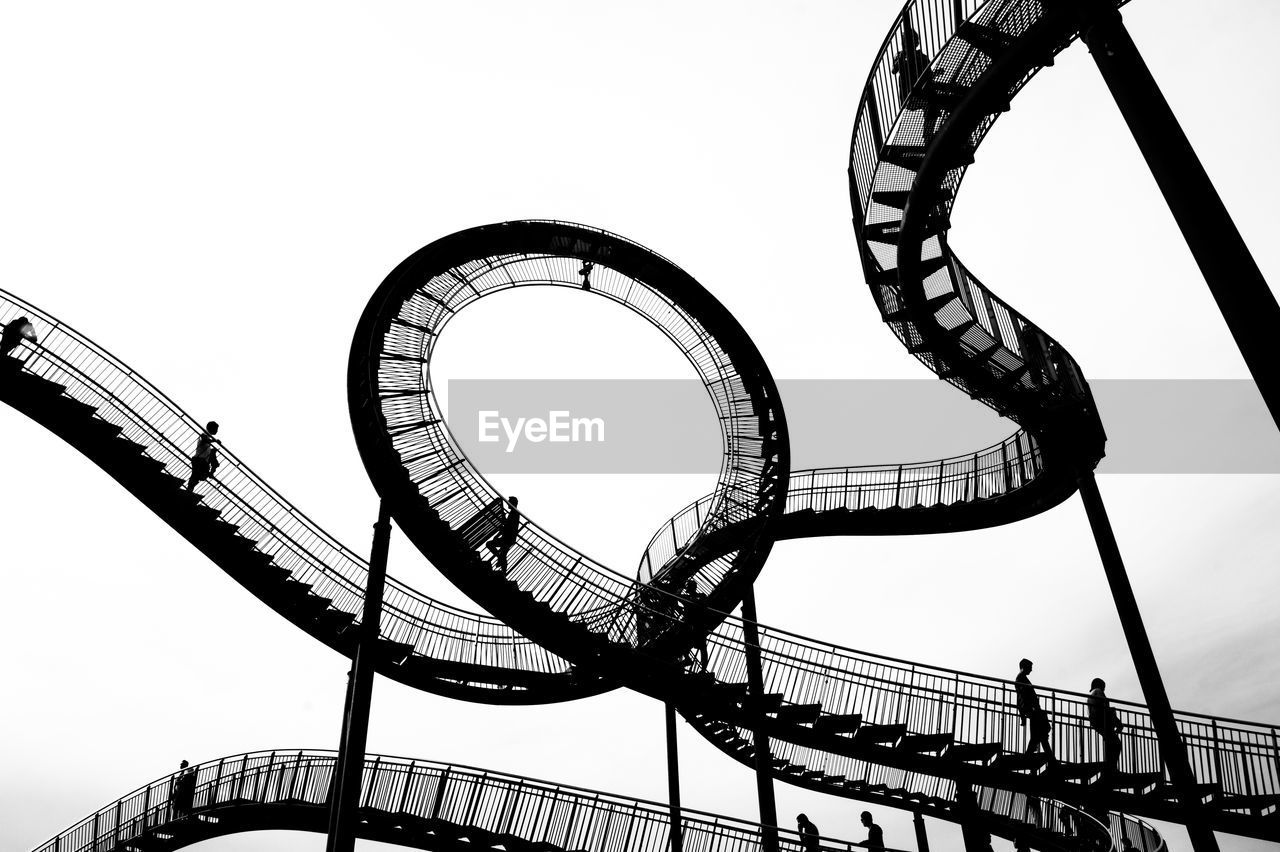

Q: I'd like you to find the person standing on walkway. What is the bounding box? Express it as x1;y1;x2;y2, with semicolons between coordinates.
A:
1087;677;1124;771
1;316;37;357
1015;658;1056;762
486;495;521;571
171;759;196;818
796;814;821;852
682;579;711;673
185;422;220;493
858;811;885;852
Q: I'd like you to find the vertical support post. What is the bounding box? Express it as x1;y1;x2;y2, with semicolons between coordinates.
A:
664;702;684;852
325;501;393;852
1076;470;1219;852
913;812;930;852
1073;3;1280;434
954;782;991;852
740;585;779;852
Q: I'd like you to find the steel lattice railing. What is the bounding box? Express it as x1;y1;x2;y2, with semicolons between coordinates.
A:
638;430;1042;581
32;750;911;852
7;282;1275;815
0;291;574;685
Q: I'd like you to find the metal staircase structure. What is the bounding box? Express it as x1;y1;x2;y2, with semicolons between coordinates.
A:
30;750;943;852
13;0;1276;851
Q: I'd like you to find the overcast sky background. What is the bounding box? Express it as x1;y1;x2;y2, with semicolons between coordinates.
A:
2;3;1279;852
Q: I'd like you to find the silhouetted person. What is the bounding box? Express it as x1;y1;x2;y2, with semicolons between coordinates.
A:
171;759;196;818
1;316;37;357
634;582;659;645
185;422;220;492
891;21;929;103
1017;325;1051;387
858;811;884;852
1014;835;1032;852
579;261;595;291
1015;658;1055;762
1057;809;1076;840
682;579;710;673
797;814;821;852
1087;677;1124;772
485;495;521;571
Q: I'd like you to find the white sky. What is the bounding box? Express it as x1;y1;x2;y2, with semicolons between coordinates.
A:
2;3;1279;852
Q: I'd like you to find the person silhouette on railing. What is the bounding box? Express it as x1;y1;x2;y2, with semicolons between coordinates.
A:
678;579;711;673
1015;658;1056;763
857;811;885;852
1;316;37;357
185;422;220;493
170;759;196;818
891;21;929;104
1017;325;1052;388
796;814;821;852
890;20;937;145
485;495;520;572
1087;677;1124;773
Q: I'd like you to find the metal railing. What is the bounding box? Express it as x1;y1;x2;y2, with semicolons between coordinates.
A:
5;284;1274;812
639;430;1042;580
366;237;786;649
32;750;904;852
688;604;1280;809
848;0;1120;421
0;291;577;689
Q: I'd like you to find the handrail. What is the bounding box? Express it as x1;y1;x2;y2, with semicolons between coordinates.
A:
7;280;1276;811
0;292;571;674
638;429;1041;580
32;749;910;852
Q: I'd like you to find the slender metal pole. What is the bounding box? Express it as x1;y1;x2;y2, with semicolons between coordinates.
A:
1076;471;1220;852
325;501;392;852
664;702;684;852
740;585;779;852
913;813;930;852
1073;2;1280;434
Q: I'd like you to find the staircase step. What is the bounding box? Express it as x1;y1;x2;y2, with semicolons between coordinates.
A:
379;639;414;663
1218;792;1280;814
870;187;954;212
1107;770;1163;793
312;608;355;631
814;713;862;734
1152;781;1221;804
900;732;954;753
289;594;333;615
956;21;1015;57
852;723;906;746
1056;760;1106;781
945;742;1002;764
991;752;1049;773
771;703;822;725
879;144;926;170
747;692;785;713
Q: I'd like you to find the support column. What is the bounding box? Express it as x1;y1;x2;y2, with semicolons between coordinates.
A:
954;782;991;852
664;702;684;852
913;812;930;852
1073;2;1280;433
740;585;779;852
1076;471;1219;852
326;501;393;852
